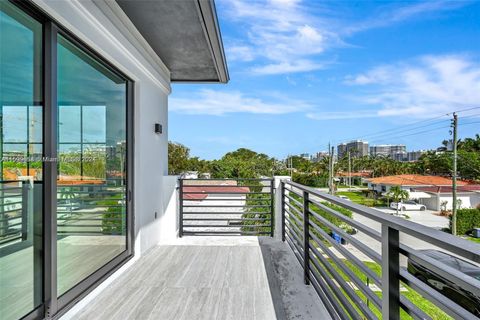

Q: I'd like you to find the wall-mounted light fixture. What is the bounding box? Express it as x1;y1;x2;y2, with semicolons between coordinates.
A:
154;123;162;134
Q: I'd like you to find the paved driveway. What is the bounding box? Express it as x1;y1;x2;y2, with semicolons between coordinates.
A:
349;208;450;267
374;207;449;230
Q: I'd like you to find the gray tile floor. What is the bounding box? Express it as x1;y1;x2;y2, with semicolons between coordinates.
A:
72;237;331;320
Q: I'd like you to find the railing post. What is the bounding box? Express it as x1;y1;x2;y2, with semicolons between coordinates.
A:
21;181;29;241
178;178;183;238
303;190;310;285
382;224;400;320
270;178;274;237
280;181;285;242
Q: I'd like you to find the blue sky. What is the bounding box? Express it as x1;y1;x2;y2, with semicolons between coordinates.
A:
169;0;480;160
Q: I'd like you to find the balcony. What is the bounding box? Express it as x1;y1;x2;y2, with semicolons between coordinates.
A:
3;177;480;319
43;177;478;320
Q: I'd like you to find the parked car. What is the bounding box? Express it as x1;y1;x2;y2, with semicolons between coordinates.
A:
390;200;426;211
407;249;480;316
338;195;351;201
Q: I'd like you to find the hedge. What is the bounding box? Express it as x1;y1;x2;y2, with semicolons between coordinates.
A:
292;172;328;188
449;208;480;235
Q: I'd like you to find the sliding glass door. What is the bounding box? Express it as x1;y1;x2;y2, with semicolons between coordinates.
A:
0;2;43;319
0;1;133;319
56;34;128;296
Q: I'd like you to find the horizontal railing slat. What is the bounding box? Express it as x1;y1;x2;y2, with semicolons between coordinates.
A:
308;209;381;263
309;229;382;311
400;269;476;320
285;234;304;267
308;218;382;287
285;180;480;263
281;180;480;320
309;249;364;320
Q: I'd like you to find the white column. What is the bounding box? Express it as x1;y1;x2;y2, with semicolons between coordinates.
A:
274;176;291;240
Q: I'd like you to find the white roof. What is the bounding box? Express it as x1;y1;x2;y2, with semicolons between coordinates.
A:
407;191;432;199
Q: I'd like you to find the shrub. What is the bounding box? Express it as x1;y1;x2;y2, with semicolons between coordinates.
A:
292;172;327;188
310;201;353;235
450;208;480;235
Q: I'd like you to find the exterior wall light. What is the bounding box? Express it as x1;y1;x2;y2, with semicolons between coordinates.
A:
155;123;162;134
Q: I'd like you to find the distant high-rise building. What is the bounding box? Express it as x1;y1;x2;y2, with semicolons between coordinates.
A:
407;150;426;162
346;140;369;158
313;151;329;162
337;143;347;159
299;153;312;160
369;145;391;157
391;151;407;162
370;144;406;158
338;140;369;158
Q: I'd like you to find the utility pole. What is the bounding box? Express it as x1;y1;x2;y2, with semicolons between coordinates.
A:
290;156;293;178
328;143;332;194
452;113;458;235
329;145;335;195
348;151;352;190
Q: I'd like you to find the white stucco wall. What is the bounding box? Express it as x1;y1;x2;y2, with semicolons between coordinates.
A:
31;0;174;254
420;193;480;211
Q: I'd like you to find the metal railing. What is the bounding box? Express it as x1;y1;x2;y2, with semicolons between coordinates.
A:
281;180;480;320
179;178;274;236
57;182;126;236
0;181;32;245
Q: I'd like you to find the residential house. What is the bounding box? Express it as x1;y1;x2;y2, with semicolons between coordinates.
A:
366;174;479;210
413;185;480;211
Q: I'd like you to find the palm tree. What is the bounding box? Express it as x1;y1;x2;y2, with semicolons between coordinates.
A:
387;185;409;215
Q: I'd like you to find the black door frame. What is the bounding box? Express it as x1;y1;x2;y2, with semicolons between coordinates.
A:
7;1;136;319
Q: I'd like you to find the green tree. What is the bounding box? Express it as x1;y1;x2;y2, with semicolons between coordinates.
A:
387;186;409;215
211;148;276;178
168;142;190;175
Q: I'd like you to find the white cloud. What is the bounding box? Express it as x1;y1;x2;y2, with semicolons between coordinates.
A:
345;55;480;118
307;110;379;120
227;45;255;62
223;0;337;75
344;66;393;85
251;60;326;75
170;89;311;115
221;0;471;75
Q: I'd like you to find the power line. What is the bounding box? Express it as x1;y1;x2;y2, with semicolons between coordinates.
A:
367;125;450;144
459;121;480;126
332;115;449;145
331;106;480;146
362;119;450;142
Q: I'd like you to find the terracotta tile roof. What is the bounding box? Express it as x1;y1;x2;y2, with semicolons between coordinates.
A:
3;168;41;181
183;186;250;200
415;185;480;193
366;174;468;186
183;180;237;186
57;175;105;185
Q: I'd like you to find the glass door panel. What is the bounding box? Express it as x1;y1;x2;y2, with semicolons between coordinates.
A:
0;2;43;319
56;35;128;296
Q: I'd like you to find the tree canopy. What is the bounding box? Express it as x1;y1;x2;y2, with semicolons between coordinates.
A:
168;134;480;183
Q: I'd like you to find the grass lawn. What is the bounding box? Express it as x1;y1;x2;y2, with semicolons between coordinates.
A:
317;257;451;319
467;236;480;244
336;191;387;208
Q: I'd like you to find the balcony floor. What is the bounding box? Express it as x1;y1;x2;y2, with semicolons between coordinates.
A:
70;237;330;320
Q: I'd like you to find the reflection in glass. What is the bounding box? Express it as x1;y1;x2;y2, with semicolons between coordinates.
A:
57;35;127;296
0;2;43;319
